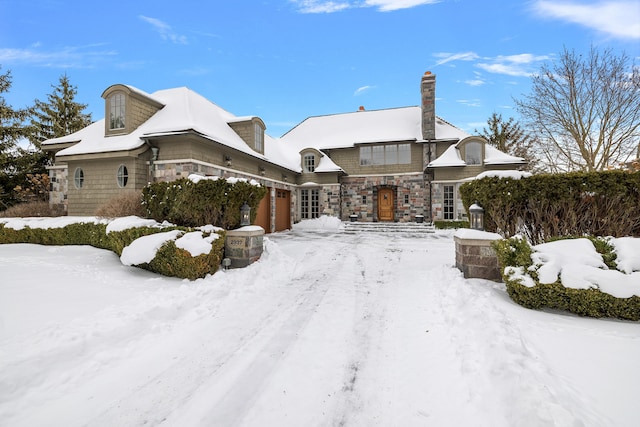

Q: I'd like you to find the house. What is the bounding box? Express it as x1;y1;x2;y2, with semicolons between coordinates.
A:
42;72;526;231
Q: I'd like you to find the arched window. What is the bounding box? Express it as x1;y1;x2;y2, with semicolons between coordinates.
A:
74;168;84;189
117;165;128;187
465;142;482;165
303;153;315;173
109;93;125;130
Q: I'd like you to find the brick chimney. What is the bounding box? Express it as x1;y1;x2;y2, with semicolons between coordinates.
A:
421;71;436;141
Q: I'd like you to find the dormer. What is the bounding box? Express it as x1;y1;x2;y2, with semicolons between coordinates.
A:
101;84;164;136
228;116;266;155
300;148;321;174
460;137;484;165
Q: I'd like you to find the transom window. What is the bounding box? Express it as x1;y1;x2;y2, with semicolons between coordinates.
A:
360;143;411;166
465;142;482;165
117;165;128;187
74;168;84;189
303;154;316;173
109;93;126;130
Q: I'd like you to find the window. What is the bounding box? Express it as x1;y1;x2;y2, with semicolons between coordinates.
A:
117;165;128;187
74;168;84;189
109;93;125;130
404;194;410;204
443;185;454;220
360;143;411;166
303;154;315;173
465;142;482;165
254;123;263;152
301;188;319;219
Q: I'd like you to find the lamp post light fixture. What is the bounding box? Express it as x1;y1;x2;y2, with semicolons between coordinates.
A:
469;202;485;231
240;202;251;227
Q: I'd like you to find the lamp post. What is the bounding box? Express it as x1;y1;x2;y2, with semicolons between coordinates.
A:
469;202;484;231
240;202;251;227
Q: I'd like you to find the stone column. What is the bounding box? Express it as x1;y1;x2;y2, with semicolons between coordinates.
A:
224;226;265;268
454;229;503;282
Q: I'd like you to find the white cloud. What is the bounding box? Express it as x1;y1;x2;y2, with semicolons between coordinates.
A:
457;99;482;107
465;79;485;86
291;0;351;13
290;0;439;13
354;85;375;95
477;53;551;77
364;0;440;12
533;0;640;40
0;45;116;68
433;51;480;67
139;15;188;44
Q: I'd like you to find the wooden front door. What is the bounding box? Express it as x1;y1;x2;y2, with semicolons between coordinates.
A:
377;188;394;222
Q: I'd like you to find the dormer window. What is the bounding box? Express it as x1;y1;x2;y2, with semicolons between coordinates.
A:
465;141;482;165
303;153;316;173
254;123;263;152
109;93;126;130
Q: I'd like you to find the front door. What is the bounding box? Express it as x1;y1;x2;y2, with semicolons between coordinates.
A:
377;188;394;221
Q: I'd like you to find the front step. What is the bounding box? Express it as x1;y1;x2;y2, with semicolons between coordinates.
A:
343;221;435;234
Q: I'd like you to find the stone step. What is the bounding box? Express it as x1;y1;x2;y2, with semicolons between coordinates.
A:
343;221;435;234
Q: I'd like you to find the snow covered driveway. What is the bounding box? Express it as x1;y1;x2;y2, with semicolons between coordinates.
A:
1;227;638;426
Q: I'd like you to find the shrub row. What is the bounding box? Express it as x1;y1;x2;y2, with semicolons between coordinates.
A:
142;178;267;228
492;237;640;320
434;220;469;230
0;222;225;280
459;170;640;244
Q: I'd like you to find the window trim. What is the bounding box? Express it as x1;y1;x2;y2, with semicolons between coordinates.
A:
360;143;411;166
109;92;126;131
74;168;84;189
117;164;129;188
303;153;316;173
464;141;482;165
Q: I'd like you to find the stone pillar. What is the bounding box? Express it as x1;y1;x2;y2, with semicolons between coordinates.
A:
454;229;503;282
224;226;265;268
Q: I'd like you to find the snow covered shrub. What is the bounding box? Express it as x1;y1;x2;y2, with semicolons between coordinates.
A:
142;177;267;229
143;236;225;280
95;191;145;218
0;221;226;280
460;170;640;244
493;236;640;320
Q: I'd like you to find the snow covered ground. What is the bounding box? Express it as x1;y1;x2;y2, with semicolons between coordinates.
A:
1;218;639;426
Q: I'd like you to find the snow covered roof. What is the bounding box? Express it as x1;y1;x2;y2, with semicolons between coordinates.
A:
42;87;299;171
279;107;470;152
427;140;526;168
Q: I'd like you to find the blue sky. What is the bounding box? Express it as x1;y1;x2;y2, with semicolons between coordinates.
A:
1;0;639;137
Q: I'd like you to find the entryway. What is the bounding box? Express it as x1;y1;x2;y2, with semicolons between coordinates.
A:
377;188;394;222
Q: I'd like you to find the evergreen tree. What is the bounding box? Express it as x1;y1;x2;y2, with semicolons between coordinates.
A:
0;67;30;209
476;112;540;172
29;73;92;147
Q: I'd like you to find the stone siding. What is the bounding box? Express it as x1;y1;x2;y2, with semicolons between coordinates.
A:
340;174;427;222
454;235;502;282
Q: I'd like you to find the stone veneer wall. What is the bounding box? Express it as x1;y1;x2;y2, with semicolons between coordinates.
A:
340;174;427;222
431;182;466;221
47;165;68;212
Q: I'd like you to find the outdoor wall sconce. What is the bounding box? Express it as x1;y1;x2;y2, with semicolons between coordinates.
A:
240;202;251;226
224;155;232;167
151;146;159;162
282;174;288;182
259;166;266;176
469;202;485;231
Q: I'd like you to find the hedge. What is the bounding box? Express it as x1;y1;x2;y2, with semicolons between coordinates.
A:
492;236;640;320
0;222;225;280
459;170;640;244
142;177;267;229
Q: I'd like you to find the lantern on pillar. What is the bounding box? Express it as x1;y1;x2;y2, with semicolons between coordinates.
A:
240;202;251;227
469;202;484;231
